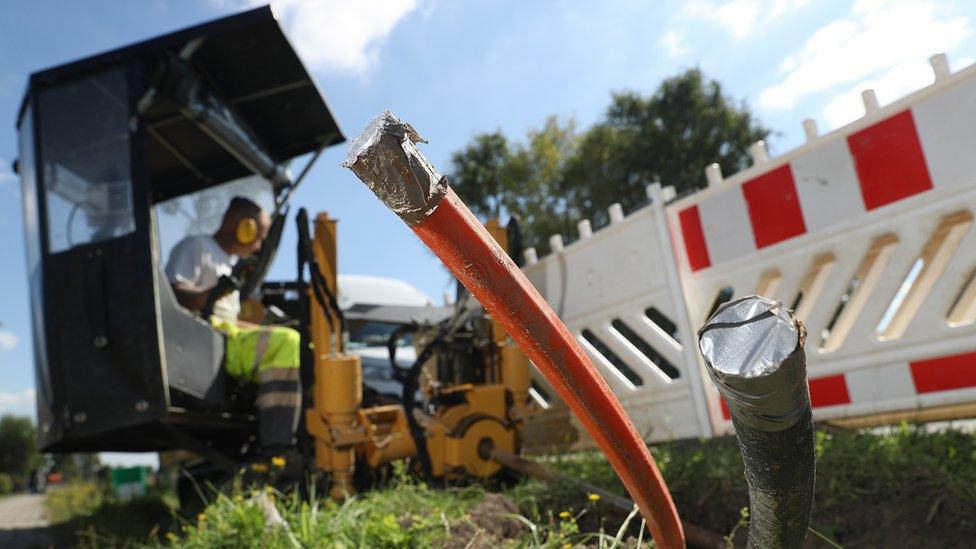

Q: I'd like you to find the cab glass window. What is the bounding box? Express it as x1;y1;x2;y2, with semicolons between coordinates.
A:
39;68;134;253
19;105;51;376
154;176;274;264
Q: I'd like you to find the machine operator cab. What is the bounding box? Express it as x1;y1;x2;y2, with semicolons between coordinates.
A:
16;7;344;455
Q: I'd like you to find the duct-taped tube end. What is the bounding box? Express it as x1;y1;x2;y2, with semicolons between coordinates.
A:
699;295;809;432
698;295;814;548
342;111;447;225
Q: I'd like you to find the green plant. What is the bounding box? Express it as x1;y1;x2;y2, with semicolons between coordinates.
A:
52;425;976;548
0;472;13;494
46;481;105;523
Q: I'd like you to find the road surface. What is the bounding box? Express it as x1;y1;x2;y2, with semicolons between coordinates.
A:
0;494;62;548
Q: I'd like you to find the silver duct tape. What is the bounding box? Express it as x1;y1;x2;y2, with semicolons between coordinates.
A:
698;295;810;432
342;111;446;225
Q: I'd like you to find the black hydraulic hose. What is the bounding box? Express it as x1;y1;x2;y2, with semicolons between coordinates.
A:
506;216;524;267
399;305;478;481
402;336;440;481
698;295;815;549
295;208;347;338
386;324;416;383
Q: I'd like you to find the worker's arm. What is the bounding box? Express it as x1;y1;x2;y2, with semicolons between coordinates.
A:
171;281;210;312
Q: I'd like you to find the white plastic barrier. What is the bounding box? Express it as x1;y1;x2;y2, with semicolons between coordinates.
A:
522;185;711;449
522;53;976;448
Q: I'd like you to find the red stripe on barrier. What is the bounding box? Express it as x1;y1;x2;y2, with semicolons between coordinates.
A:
809;374;851;408
742;164;807;248
719;397;730;420
910;351;976;393
678;205;710;272
847;110;933;210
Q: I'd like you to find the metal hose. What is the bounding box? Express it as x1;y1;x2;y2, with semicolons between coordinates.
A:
698;295;815;549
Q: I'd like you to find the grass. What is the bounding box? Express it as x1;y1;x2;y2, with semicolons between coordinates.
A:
45;481;178;547
159;464;631;548
516;422;976;547
47;423;976;548
168;473;487;548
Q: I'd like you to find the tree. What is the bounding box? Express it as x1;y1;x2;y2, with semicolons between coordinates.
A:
447;132;513;220
448;69;771;253
0;415;41;480
449;116;581;251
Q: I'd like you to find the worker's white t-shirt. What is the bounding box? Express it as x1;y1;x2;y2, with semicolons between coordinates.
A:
165;234;240;321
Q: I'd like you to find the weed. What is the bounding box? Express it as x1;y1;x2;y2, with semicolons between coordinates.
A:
51;424;976;548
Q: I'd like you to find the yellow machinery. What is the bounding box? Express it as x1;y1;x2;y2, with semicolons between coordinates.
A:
15;7;535;500
303;213;537;497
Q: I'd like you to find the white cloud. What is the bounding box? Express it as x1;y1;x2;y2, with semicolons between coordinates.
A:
217;0;421;77
0;330;17;350
821;58;934;129
759;0;972;110
661;30;689;58
680;0;807;40
0;388;35;415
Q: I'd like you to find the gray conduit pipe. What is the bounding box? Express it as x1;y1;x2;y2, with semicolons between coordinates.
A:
698;295;815;549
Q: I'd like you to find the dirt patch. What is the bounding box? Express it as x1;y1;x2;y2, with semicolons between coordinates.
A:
445;493;527;548
808;477;976;548
672;475;976;548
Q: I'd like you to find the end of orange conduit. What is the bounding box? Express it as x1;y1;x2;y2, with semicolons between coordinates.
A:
343;111;685;549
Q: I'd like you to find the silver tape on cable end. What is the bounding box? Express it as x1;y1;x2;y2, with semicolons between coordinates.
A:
698;295;810;432
342;111;446;225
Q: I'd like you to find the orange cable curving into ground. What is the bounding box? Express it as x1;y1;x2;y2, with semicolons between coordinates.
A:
413;189;684;548
342;112;684;548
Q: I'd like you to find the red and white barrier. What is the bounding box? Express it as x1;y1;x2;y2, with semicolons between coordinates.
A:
523;53;976;448
678;65;976;274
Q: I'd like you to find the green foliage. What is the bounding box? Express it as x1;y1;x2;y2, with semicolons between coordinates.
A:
45;480;105;523
49;452;102;481
511;425;976;547
53;425;976;548
449;117;580;253
45;480;177;547
0;414;42;479
448;69;771;253
0;472;14;494
168;478;486;548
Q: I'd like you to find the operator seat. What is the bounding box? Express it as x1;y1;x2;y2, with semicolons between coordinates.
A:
155;263;254;413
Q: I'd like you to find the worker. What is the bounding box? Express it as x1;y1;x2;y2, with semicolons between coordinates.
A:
165;196;301;465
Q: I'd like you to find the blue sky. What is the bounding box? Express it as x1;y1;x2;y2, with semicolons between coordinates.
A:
1;0;976;458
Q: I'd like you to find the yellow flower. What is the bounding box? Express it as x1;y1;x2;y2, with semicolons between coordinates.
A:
562;543;573;549
559;511;571;519
271;455;287;468
197;513;207;522
166;532;178;542
264;484;274;494
234;494;244;503
587;493;601;502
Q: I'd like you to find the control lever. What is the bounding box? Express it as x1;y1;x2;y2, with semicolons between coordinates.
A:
200;256;256;319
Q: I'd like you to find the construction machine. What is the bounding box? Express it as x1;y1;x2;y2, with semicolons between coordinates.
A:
21;6;854;545
15;6;538;498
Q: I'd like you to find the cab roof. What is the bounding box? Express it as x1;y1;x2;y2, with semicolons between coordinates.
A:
20;5;345;199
